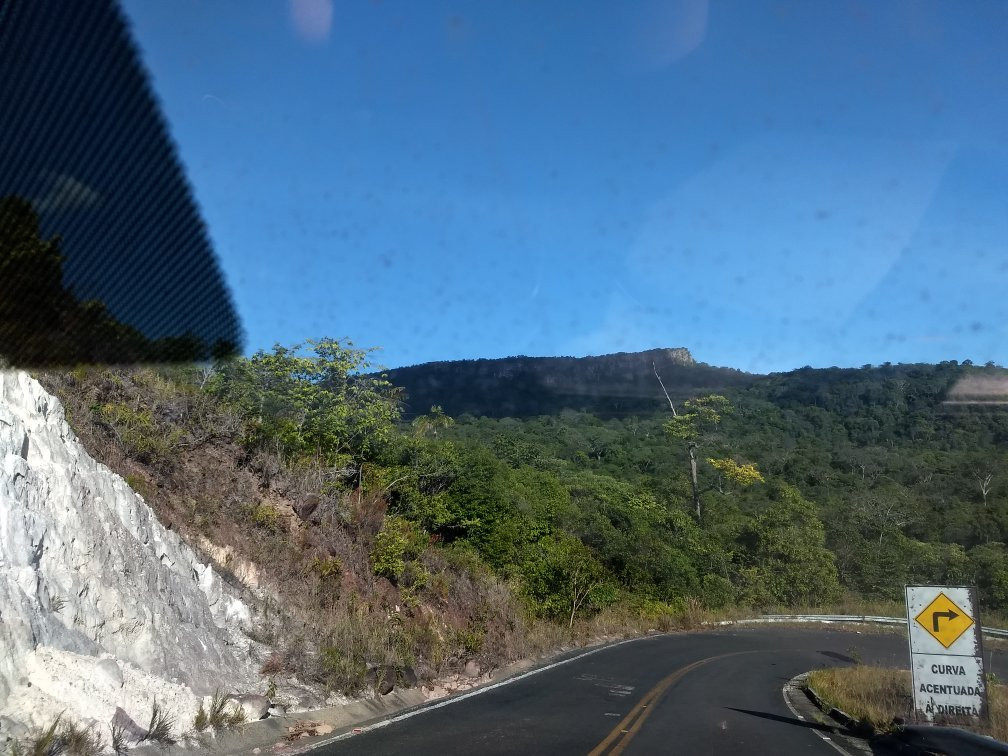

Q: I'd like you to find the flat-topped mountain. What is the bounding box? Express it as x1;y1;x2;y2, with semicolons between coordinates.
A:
384;347;756;418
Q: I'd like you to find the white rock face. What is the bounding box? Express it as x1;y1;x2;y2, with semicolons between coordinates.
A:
0;371;260;735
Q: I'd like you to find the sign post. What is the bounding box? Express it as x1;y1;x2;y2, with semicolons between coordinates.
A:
906;585;988;722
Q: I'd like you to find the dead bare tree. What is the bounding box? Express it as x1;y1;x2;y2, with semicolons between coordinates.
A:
653;362;677;417
974;469;994;507
853;492;917;546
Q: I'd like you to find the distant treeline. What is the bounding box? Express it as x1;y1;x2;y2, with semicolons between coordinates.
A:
0;196;234;366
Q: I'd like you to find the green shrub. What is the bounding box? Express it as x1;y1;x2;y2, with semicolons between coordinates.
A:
124;473;153;500
699;574;735;609
638;598;685;622
454;625;485;656
320;644;368;694
370;517;427;582
205;339;400;467
95;402;183;465
439;543;491;577
193;702;209;733
196;690;245;731
250;503;281;531
312;556;343;580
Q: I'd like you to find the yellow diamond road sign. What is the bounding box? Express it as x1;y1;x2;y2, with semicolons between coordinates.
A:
914;592;974;649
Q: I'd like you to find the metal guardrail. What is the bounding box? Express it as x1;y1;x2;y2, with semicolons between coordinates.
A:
722;614;1008;639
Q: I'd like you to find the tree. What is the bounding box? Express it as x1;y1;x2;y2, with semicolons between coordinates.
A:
973;468;994;508
412;405;453;438
380;432;462;531
0;196;67;364
564;469;697;597
851;487;918;547
208;339;401;471
663;395;762;519
521;533;607;627
968;544;1008;613
735;484;841;606
0;195;210;365
706;458;765;493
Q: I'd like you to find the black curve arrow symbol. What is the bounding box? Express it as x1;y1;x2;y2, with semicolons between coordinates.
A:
933;609;959;632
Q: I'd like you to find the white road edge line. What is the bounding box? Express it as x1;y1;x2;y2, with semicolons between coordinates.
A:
781;677;853;756
299;635;649;752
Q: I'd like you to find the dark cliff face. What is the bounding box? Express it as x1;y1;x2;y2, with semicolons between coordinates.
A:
385;348;757;418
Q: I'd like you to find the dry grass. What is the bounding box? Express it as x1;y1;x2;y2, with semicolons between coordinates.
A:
139;700;175;746
807;665;1008;741
8;715;105;756
807;666;912;731
200;691;245;731
109;722;128;756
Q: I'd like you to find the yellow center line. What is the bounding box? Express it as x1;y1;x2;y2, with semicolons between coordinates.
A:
588;651;758;756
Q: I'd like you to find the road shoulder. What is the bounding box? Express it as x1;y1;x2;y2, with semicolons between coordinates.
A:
782;673;875;756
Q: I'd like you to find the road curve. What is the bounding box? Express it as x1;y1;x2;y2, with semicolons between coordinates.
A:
312;627;1004;755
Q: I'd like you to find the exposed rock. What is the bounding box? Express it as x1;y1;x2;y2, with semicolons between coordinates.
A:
383;346;734;418
230;693;270;721
398;666;418;688
296;494;320;521
423;685;448;701
93;658;123;688
0;714;28;742
196;535;261;591
367;665;396;695
464;660;481;678
111;706;147;742
0;371;259;732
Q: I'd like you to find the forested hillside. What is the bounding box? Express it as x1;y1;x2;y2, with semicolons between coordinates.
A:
37;344;1008;701
436;360;1008;613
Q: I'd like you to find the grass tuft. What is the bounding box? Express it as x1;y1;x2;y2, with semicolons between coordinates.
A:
140;700;175;746
59;721;105;755
192;702;210;733
11;714;105;756
204;690;245;730
25;715;63;756
109;722;129;755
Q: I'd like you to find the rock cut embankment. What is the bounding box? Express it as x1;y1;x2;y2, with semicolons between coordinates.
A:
0;371;259;740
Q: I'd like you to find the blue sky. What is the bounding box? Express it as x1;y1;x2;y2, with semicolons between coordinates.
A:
121;0;1008;373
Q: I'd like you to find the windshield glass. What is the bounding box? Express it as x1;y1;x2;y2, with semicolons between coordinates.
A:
2;1;1007;751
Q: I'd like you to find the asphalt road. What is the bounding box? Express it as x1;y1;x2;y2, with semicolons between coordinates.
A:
313;627;1005;756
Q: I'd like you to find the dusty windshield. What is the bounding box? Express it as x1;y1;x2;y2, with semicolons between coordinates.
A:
1;1;1006;752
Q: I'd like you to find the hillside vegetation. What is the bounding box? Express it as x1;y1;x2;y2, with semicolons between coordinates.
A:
440;359;1008;612
37;344;1008;700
